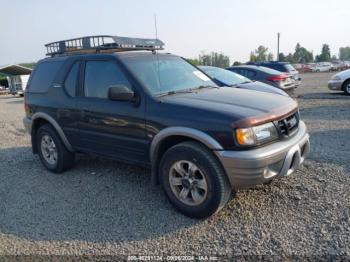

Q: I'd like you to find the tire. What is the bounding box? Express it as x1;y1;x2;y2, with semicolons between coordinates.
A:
37;124;75;173
343;80;350;96
159;141;232;218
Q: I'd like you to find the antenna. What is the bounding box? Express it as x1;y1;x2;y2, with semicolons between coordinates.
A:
154;13;158;43
154;13;162;96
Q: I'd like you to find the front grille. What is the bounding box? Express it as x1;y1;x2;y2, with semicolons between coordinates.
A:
276;112;299;137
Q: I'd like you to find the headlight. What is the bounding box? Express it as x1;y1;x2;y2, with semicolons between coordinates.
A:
236;122;278;146
331;75;341;81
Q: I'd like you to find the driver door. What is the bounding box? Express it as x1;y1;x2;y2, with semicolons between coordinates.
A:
76;58;148;165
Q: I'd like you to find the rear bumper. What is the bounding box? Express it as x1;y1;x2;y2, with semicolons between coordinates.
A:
279;81;298;90
328;80;343;90
215;121;310;189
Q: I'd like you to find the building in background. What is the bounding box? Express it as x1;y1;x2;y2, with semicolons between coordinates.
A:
0;64;32;96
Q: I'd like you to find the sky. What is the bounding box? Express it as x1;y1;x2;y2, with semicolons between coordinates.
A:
0;0;349;65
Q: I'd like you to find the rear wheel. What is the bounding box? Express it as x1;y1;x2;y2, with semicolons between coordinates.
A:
343;80;350;96
37;124;75;173
159;141;232;218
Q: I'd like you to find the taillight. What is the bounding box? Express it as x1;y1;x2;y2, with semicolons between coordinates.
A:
267;74;287;82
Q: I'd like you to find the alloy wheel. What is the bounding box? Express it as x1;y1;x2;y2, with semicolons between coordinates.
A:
40;135;58;165
169;160;208;206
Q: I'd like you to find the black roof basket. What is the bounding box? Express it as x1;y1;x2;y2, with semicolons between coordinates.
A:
45;35;165;56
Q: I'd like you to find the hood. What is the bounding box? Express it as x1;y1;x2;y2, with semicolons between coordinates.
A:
237;81;288;96
336;69;350;79
160;87;298;128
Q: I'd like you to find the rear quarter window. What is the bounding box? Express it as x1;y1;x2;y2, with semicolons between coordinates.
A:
258;66;283;75
285;64;296;72
27;61;63;93
266;64;286;72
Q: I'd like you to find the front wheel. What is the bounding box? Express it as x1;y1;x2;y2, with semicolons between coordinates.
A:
343;80;350;96
159;141;232;218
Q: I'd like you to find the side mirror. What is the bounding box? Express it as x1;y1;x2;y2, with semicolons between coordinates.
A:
108;85;135;102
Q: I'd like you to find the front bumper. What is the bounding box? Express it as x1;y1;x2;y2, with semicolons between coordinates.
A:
23;117;33;134
215;121;310;189
328;79;343;90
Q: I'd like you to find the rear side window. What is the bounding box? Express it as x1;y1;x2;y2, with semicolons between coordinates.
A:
64;62;80;97
28;61;63;93
84;60;131;99
230;68;240;74
240;69;256;78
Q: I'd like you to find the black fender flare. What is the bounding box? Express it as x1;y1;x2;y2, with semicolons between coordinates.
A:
149;127;223;185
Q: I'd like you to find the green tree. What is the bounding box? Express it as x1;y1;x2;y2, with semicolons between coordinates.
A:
267;52;274;61
232;61;243;66
293;43;313;63
316;44;331;62
249;51;257;62
278;53;286;62
186;58;200;65
254;45;269;62
286;53;294;63
339;47;350;60
197;52;230;68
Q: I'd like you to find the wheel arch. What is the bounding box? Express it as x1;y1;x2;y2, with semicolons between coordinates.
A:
342;78;350;91
150;127;223;185
31;112;74;153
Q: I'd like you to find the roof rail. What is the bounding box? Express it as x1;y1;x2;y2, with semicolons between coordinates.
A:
45;35;165;57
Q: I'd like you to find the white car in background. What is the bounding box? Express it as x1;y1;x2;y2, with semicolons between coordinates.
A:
328;69;350;95
313;62;332;72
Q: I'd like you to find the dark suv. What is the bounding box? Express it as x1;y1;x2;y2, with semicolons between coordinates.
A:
23;36;310;218
248;61;301;85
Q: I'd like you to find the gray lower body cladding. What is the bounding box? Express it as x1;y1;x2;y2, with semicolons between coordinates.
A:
215;121;310;189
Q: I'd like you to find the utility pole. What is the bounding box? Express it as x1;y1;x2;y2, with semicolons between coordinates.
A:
277;32;280;61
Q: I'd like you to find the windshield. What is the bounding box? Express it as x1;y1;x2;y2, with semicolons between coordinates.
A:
200;66;251;86
120;54;217;95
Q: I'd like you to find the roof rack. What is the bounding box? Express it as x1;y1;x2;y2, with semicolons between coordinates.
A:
45;35;165;56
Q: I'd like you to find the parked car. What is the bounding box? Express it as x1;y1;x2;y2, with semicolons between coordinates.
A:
248;61;301;85
198;66;288;96
23;35;310;218
328;69;350;95
331;61;347;71
301;63;315;73
312;62;332;72
227;65;297;91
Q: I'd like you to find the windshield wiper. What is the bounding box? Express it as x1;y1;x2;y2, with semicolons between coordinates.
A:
158;89;194;97
157;85;218;97
229;81;251;87
194;85;218;90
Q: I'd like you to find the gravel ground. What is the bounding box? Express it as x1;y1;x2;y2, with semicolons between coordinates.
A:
0;72;349;259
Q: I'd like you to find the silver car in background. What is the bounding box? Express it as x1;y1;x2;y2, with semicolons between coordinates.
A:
328;69;350;95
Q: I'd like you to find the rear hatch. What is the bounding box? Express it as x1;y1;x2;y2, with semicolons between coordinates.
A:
280;76;297;89
285;64;300;81
267;74;296;90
